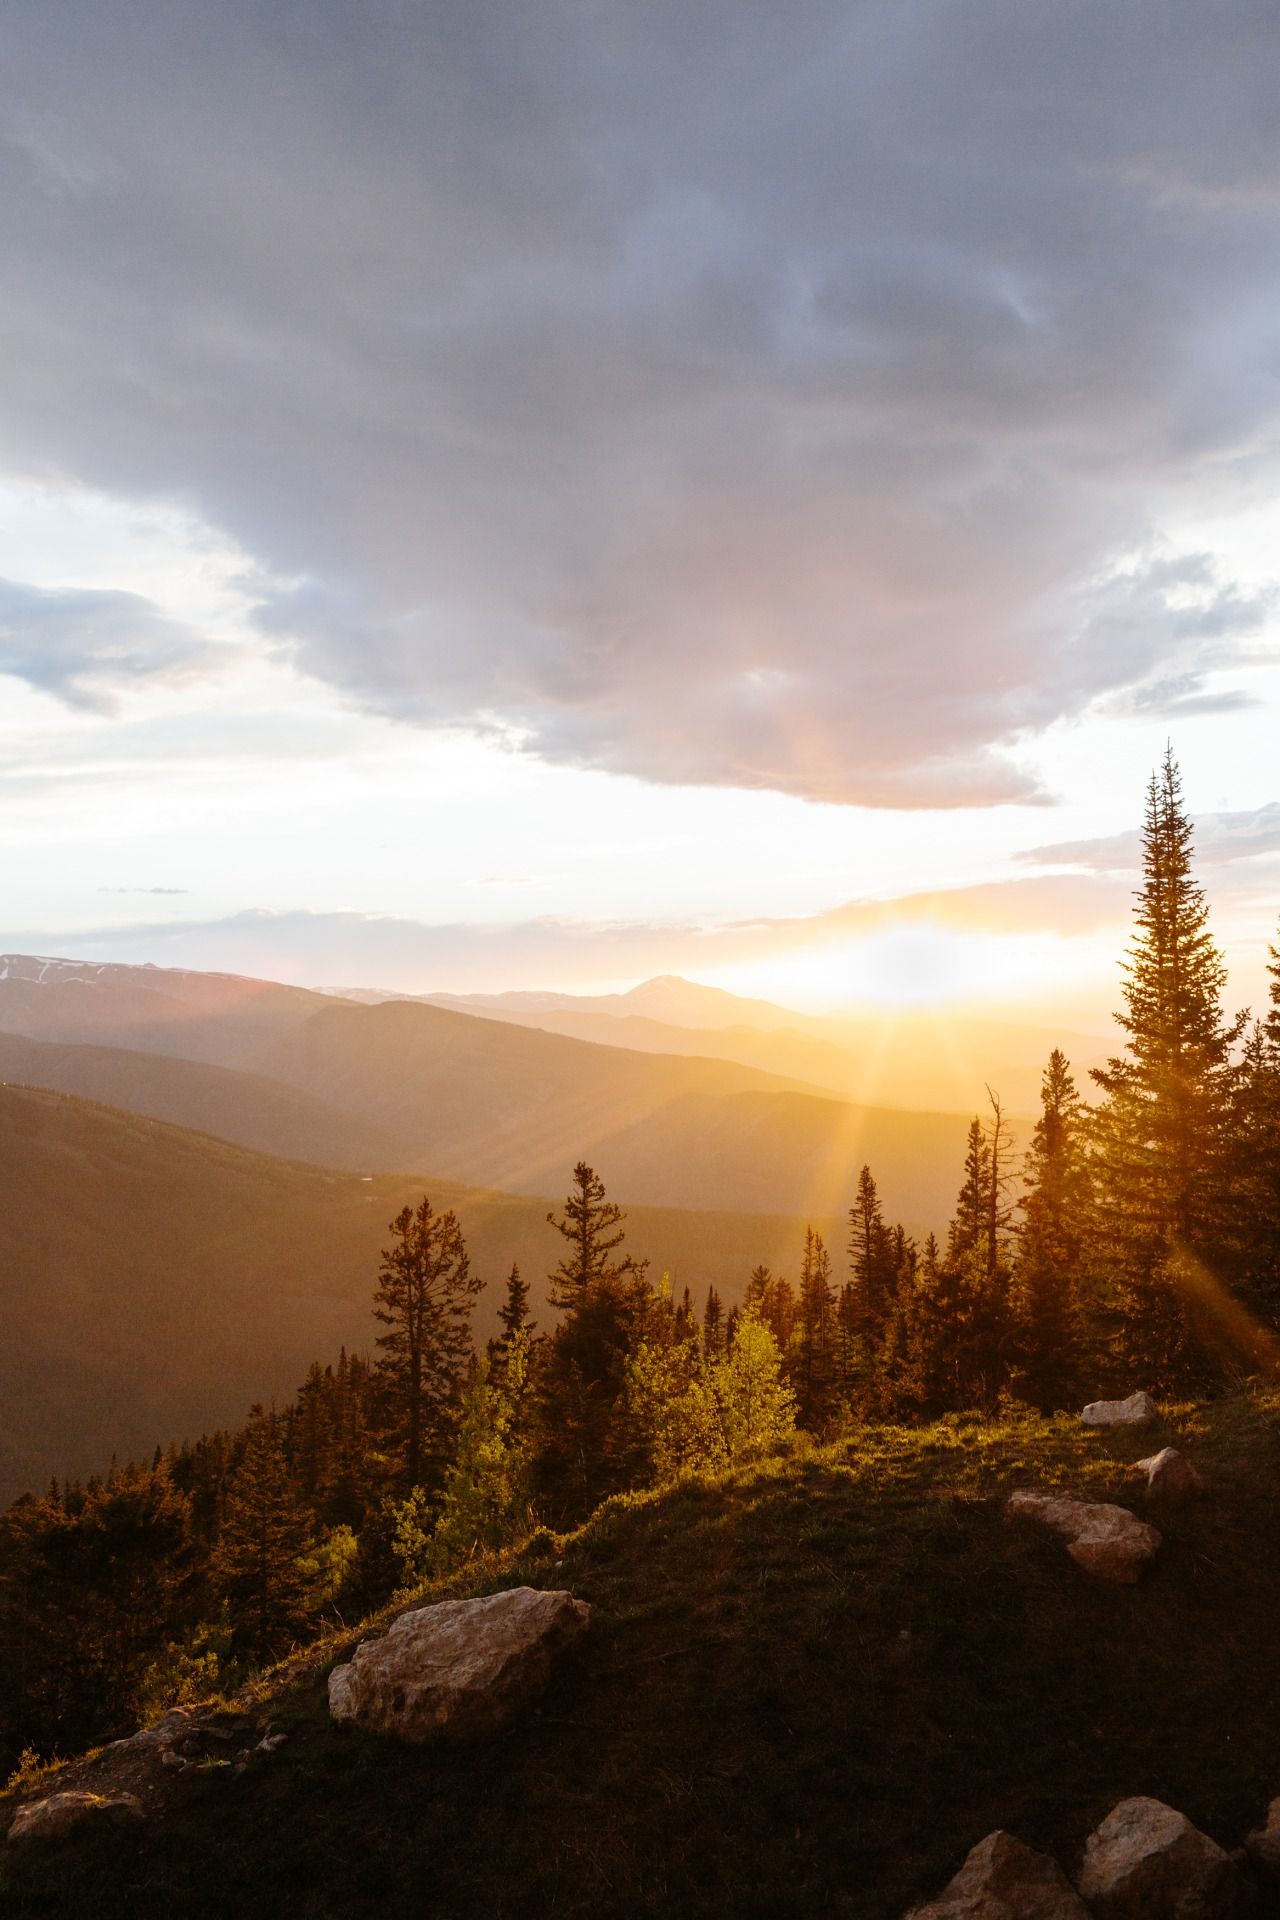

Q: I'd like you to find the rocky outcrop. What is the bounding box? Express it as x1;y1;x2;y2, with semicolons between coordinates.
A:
1078;1797;1250;1920
1244;1798;1280;1879
329;1586;591;1743
8;1790;144;1846
905;1830;1091;1920
1134;1447;1203;1500
1081;1393;1159;1428
1007;1492;1161;1583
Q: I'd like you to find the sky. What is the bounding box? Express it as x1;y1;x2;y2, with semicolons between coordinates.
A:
2;1;1280;1017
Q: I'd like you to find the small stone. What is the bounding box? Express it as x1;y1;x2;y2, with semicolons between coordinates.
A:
329;1586;591;1743
1079;1796;1250;1920
8;1791;145;1846
1007;1491;1161;1583
256;1732;288;1753
1134;1447;1203;1500
1245;1797;1280;1878
1082;1392;1159;1428
904;1830;1090;1920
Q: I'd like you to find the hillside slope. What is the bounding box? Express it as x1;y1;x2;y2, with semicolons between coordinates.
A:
0;1085;846;1504
0;1032;408;1172
5;1395;1280;1919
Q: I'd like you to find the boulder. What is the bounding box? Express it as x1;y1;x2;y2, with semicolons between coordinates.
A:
1134;1447;1203;1500
1082;1393;1159;1429
1007;1492;1161;1583
1245;1797;1280;1878
328;1585;591;1742
8;1790;144;1847
1079;1797;1250;1920
905;1830;1091;1920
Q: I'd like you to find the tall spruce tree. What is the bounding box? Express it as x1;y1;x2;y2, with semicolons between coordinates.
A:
212;1413;315;1653
489;1263;534;1386
1014;1051;1089;1409
703;1285;725;1356
1091;749;1246;1386
374;1197;480;1489
847;1164;895;1351
535;1163;648;1520
948;1119;992;1267
794;1227;836;1430
547;1161;644;1305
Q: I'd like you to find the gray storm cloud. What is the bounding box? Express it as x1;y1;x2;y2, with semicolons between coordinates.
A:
2;1;1280;801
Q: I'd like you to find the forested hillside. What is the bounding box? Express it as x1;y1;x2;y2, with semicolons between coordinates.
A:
0;1085;847;1505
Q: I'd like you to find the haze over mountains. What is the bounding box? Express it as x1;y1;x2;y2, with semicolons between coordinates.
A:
0;954;992;1221
352;972;1114;1116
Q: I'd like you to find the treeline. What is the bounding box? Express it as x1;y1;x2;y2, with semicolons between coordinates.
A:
3;749;1280;1771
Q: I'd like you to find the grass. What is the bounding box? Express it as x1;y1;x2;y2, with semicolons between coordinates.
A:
5;1394;1280;1918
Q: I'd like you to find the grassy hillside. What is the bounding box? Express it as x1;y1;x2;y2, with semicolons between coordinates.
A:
0;1084;847;1504
6;1394;1280;1918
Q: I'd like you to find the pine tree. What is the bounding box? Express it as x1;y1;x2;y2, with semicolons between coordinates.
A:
948;1120;992;1267
703;1285;725;1357
793;1228;836;1431
847;1164;896;1351
498;1263;532;1342
1236;925;1280;1320
547;1161;645;1305
489;1263;535;1388
373;1197;481;1489
1014;1051;1089;1409
535;1163;648;1520
1092;749;1246;1386
211;1414;315;1653
744;1264;796;1349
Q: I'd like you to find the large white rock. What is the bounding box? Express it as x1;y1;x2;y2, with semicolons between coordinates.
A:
1134;1447;1203;1500
1007;1491;1161;1583
1082;1393;1158;1428
7;1790;144;1846
905;1830;1091;1920
1078;1797;1250;1920
328;1586;591;1742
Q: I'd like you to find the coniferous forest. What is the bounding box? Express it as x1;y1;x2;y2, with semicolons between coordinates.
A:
3;750;1280;1777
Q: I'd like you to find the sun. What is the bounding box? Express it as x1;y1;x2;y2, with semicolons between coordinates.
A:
707;923;1096;1015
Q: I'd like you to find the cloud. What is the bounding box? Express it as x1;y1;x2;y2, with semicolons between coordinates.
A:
5;872;1132;997
1022;801;1280;875
96;886;189;896
4;5;1280;798
0;576;223;711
